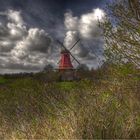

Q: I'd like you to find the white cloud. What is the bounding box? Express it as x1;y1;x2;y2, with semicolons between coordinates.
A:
79;9;104;39
64;11;79;31
7;10;24;25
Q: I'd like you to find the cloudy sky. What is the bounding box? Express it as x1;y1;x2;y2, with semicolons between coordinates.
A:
0;0;109;73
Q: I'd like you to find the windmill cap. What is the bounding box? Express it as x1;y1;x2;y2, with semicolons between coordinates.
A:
61;49;69;54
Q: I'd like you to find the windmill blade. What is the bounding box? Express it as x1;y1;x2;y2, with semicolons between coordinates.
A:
56;40;65;64
56;40;67;50
69;39;80;51
69;52;80;65
56;40;68;65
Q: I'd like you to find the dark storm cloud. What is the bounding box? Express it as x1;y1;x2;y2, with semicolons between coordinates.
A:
65;0;106;15
0;0;107;37
0;0;66;40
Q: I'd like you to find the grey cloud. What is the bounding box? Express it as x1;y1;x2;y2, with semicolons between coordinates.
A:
0;9;52;72
0;23;9;38
0;10;28;52
25;28;52;53
0;61;41;71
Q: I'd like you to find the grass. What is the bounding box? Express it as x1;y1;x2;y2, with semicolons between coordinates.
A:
0;77;8;84
55;81;78;91
0;64;139;139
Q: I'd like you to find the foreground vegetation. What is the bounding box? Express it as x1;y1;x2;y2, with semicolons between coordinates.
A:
0;63;139;139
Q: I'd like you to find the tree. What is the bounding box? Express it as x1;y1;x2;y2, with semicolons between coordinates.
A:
102;0;140;67
77;64;89;71
43;64;54;72
128;0;140;20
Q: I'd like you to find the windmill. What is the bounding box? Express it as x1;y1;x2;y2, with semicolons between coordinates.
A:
57;39;80;81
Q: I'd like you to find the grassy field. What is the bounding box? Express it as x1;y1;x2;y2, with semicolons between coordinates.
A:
0;77;9;84
0;64;140;139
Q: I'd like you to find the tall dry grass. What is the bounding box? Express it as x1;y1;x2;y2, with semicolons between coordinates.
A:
0;64;139;139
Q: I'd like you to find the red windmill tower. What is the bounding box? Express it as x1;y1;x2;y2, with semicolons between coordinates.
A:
57;39;80;81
